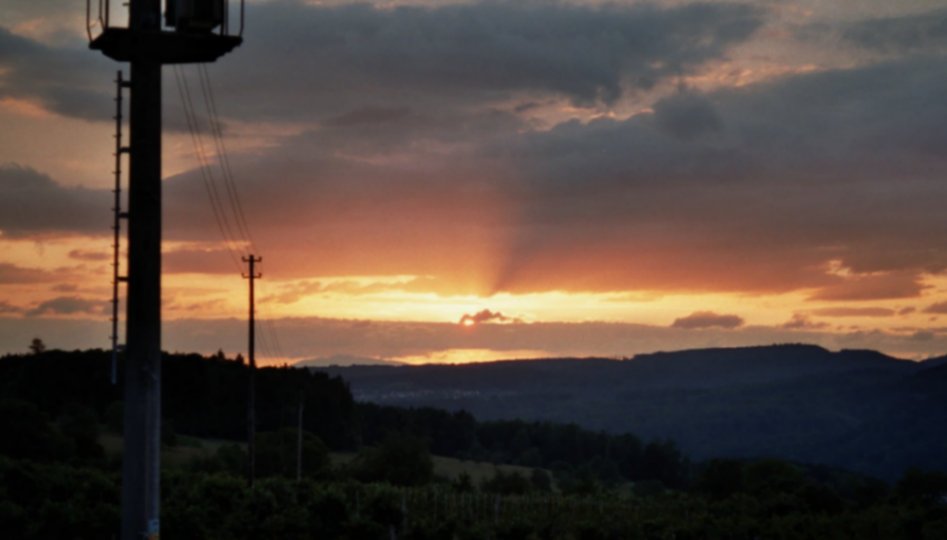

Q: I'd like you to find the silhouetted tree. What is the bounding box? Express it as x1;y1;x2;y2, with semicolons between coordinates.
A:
255;428;330;479
350;433;433;486
895;468;947;505
0;399;73;461
696;459;745;500
28;338;45;355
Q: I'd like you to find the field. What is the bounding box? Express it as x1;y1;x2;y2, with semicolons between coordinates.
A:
101;432;544;485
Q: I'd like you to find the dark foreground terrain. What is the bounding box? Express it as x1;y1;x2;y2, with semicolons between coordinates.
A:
2;347;946;539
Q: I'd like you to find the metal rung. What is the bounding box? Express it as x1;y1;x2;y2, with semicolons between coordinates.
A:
119;212;129;219
118;276;128;283
119;146;131;154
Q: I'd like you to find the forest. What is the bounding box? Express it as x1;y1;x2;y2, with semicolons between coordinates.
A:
1;348;946;538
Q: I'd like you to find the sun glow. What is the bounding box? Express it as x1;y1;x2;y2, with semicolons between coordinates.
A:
391;348;552;365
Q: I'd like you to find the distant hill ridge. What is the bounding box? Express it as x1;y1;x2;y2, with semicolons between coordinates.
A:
316;343;946;481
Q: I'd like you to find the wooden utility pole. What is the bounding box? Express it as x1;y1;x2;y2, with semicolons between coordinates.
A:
243;254;262;487
296;391;304;482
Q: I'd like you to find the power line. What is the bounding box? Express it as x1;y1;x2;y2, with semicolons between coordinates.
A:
174;64;289;365
197;64;258;253
172;65;244;272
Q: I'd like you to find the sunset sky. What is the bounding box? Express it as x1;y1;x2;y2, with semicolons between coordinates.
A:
2;0;947;364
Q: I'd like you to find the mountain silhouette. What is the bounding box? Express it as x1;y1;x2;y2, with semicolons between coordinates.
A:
317;344;946;480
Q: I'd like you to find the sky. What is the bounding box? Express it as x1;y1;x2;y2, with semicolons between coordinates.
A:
2;0;947;364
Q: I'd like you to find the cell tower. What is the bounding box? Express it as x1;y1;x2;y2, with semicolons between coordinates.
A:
86;2;243;539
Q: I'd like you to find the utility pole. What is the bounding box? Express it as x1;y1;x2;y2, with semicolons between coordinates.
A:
87;2;243;538
243;254;262;487
296;391;304;482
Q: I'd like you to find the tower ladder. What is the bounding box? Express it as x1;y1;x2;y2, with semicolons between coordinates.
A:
111;69;130;385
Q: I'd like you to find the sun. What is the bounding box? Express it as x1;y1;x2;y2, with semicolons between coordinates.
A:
462;319;476;327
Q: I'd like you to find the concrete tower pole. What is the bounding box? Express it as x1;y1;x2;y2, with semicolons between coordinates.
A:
89;3;242;537
121;1;163;538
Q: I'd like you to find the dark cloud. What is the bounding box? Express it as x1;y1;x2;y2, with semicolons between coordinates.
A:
0;27;113;121
51;283;79;293
808;272;927;302
671;311;744;330
206;0;763;120
0;301;24;315
326;107;413;128
26;296;106;317
652;90;722;140
0;24;211;132
842;9;947;55
0;262;58;284
165;298;226;313
68;249;109;261
811;307;896;318
782;314;829;330
482;54;947;294
0;165;107;237
458;309;518;325
309;106;524;156
908;330;936;342
924;302;947;315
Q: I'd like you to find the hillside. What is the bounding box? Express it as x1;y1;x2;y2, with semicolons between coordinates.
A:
318;344;946;480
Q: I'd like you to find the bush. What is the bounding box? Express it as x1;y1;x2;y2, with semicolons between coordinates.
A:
256;428;330;480
350;434;433;486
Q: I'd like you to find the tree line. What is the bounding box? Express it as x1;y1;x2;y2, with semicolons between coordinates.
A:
0;348;688;487
2;348;946;538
